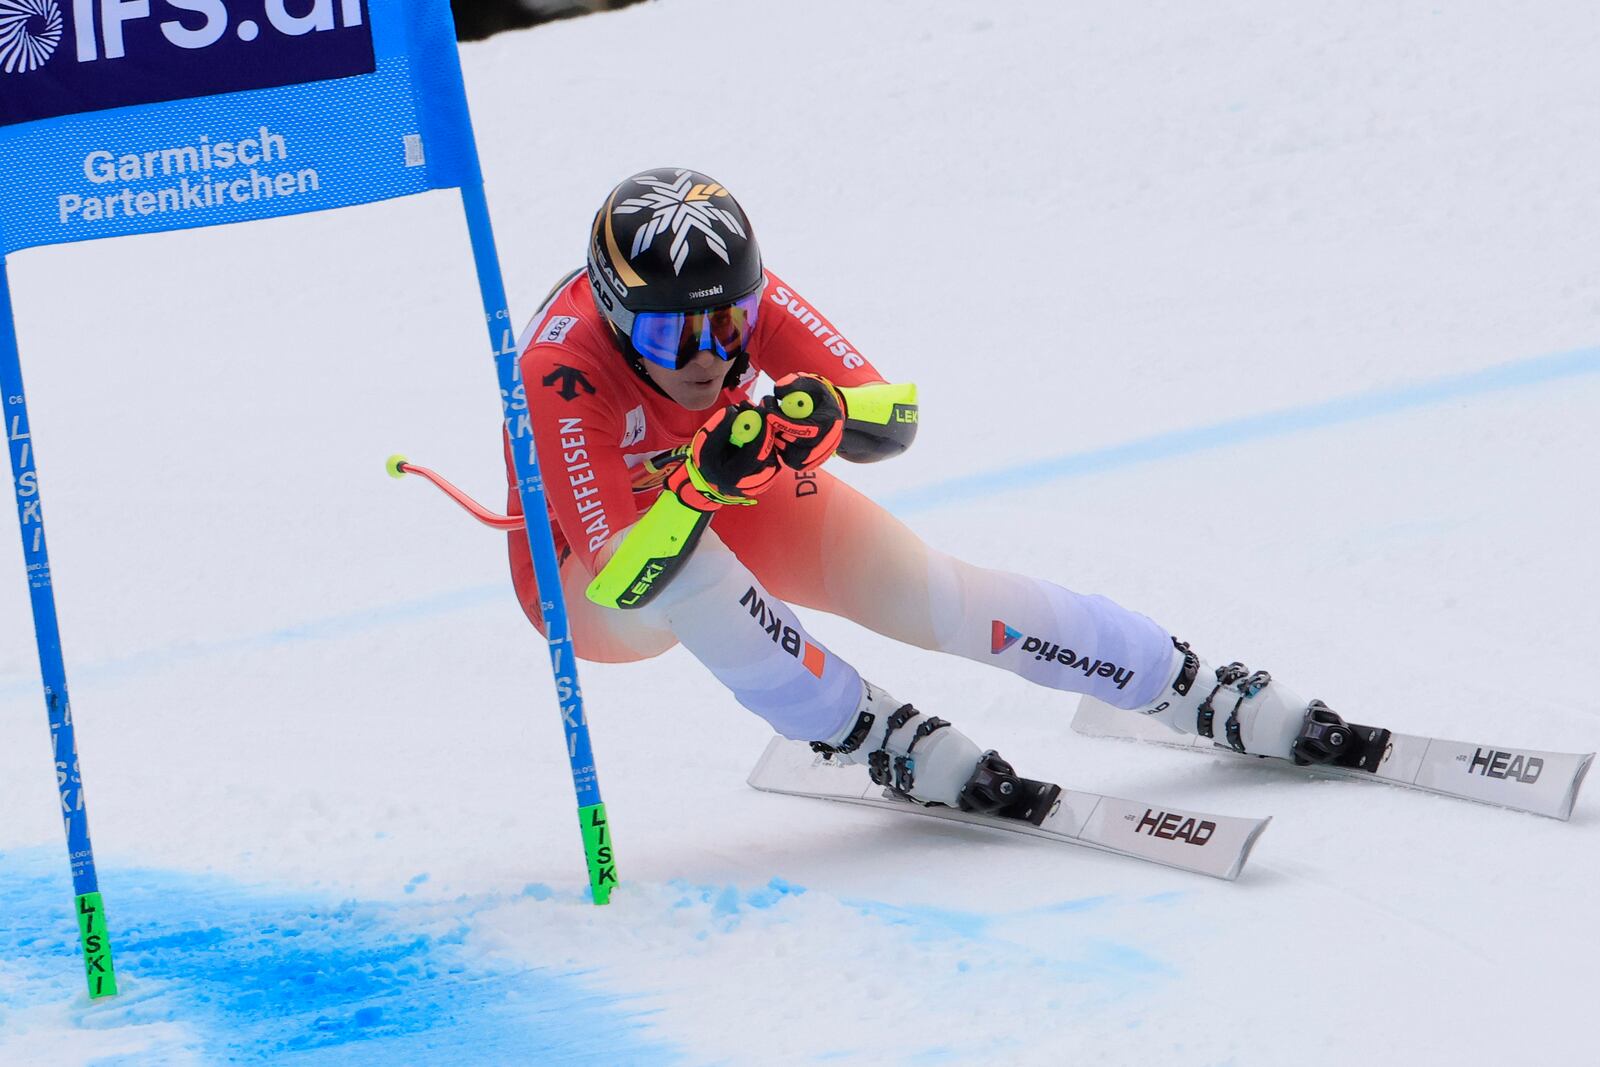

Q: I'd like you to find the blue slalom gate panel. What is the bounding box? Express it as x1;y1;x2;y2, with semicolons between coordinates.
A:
1;0;609;998
0;0;480;254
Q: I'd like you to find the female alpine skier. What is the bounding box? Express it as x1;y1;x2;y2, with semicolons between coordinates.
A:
503;167;1377;823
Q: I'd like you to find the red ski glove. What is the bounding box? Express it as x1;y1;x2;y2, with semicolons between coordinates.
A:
761;373;847;473
666;402;783;510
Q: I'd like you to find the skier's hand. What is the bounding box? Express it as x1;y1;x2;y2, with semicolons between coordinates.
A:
762;373;846;473
667;402;782;510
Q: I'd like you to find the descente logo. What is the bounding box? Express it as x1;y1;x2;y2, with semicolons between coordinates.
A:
990;619;1135;691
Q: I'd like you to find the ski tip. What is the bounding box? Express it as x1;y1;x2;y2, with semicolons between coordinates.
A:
385;453;410;480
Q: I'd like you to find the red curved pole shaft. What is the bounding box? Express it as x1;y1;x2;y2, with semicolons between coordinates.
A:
400;462;526;530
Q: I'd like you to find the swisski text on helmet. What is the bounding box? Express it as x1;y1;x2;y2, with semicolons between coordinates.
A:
769;286;865;370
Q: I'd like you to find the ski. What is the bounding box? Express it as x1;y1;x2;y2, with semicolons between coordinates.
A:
1072;697;1594;821
747;738;1271;880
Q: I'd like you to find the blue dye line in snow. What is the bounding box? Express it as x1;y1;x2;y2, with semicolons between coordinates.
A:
0;582;507;698
884;344;1600;513
843;899;991;940
3;344;1594;698
0;848;681;1066
843;893;1173;973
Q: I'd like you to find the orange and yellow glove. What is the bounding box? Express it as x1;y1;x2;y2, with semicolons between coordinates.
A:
762;373;920;469
666;402;783;510
761;373;847;473
586;403;781;610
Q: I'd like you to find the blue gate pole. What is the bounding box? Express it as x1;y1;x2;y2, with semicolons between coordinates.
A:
0;258;119;995
456;184;616;904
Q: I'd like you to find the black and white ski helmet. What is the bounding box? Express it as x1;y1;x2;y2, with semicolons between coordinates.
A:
585;167;764;339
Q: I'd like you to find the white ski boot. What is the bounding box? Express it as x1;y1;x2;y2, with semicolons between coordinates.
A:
1133;639;1390;770
812;681;1060;824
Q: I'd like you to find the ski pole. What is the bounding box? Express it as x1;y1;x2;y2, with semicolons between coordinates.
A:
386;454;524;530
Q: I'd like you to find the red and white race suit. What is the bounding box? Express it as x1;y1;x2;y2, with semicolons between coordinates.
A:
506;269;1175;743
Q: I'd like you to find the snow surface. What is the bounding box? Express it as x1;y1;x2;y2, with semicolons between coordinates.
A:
3;1;1599;1063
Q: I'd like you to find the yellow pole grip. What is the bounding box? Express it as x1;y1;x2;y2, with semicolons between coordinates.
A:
729;408;764;447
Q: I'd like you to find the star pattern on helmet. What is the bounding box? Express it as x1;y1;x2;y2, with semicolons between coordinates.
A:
614;171;746;276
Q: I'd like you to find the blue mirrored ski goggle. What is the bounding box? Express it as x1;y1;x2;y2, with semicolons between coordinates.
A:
630;286;765;370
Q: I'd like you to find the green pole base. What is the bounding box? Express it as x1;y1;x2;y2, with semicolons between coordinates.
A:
579;802;618;905
75;892;118;999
